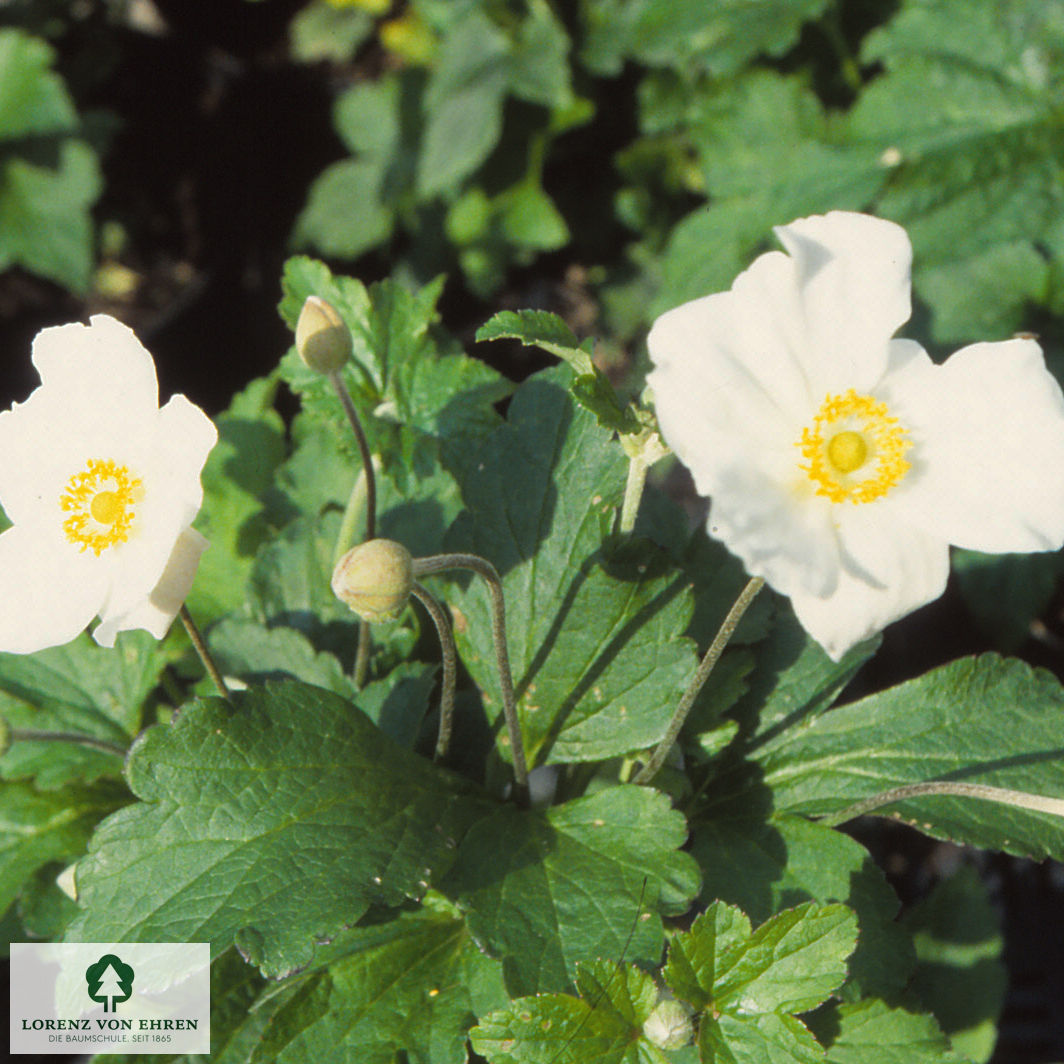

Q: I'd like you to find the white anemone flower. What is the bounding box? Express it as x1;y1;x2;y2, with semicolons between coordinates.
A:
0;315;217;653
647;211;1064;659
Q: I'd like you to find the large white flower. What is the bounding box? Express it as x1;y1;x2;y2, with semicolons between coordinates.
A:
647;211;1064;659
0;315;217;653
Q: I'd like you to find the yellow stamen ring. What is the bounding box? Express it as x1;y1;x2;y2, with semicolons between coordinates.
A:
61;459;142;554
799;390;911;503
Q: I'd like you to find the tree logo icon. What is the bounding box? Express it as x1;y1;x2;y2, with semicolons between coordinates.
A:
85;954;134;1012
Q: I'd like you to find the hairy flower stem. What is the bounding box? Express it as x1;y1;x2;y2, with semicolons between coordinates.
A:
634;576;764;786
179;604;230;698
413;553;528;798
10;729;127;757
328;371;378;687
411;582;457;762
819;780;1064;827
619;455;649;534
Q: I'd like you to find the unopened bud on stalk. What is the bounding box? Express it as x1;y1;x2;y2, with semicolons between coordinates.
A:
296;296;353;373
332;539;414;621
642;1000;693;1049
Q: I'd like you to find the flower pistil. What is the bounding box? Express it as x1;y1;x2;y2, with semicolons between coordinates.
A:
60;458;143;555
798;389;910;503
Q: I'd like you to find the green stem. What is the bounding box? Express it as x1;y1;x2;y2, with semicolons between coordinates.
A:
411;582;457;762
11;729;126;757
819;780;1064;828
353;621;371;690
633;576;764;786
180;604;230;698
327;370;376;541
413;552;528;797
619;454;649;534
333;465;370;568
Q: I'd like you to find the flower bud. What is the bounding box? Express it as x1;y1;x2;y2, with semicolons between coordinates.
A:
332;539;414;622
295;296;353;374
642;1000;693;1049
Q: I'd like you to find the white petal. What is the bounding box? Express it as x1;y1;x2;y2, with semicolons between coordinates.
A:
774;212;912;395
31;315;158;412
705;463;841;598
0;390;86;527
0;525;109;653
884;338;1064;552
94;527;208;646
102;395;217;620
648;248;816;458
790;520;949;661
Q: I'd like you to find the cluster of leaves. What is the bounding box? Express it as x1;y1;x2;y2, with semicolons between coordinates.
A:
292;0;581;296
287;0;1064;339
0;25;101;291
4;254;1064;1062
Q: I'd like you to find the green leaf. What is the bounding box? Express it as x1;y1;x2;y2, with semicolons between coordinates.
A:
67;681;489;976
0;29;76;138
916;241;1049;343
17;861;79;940
849;0;1064;338
0;138;101;292
0;778;126;914
477;310;591;372
690;807;915;1002
476;311;638;434
471;958;670;1064
206;617;352;696
580;0;830;77
247;510;352;636
657;72;885;313
727;609;880;753
901;867;1006;1063
440;785;700;994
250;903;507;1064
667;901;857;1016
759;654;1064;859
444;373;699;765
354;662;437;749
419;13;509;196
190;376;288;623
278;258;511;482
824;1000;966;1064
0;631;165;788
289;1;373;63
294;158;396;259
292;76;405;258
952;547;1064;651
700;1012;825;1064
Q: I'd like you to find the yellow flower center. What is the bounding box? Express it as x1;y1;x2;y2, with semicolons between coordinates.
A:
798;390;911;503
60;459;143;554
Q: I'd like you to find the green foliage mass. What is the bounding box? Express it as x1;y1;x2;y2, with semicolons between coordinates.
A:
0;29;100;291
1;249;1060;1060
5;0;1064;1060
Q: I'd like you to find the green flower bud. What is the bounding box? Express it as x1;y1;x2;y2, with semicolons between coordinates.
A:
642;1000;693;1049
295;296;353;374
332;539;414;622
